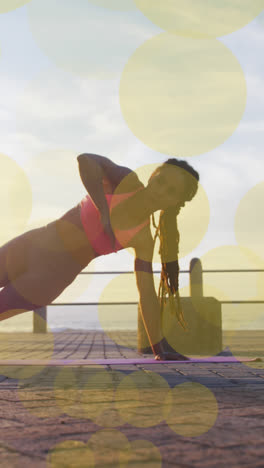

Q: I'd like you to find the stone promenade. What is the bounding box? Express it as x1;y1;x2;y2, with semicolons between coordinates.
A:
0;330;264;467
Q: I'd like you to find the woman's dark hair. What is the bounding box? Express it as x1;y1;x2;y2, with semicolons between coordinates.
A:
151;158;199;329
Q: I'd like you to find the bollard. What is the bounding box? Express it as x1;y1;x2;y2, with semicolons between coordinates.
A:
33;306;47;333
138;258;223;355
190;257;203;298
162;258;222;355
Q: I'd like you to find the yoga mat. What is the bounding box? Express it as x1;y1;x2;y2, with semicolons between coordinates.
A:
0;357;261;366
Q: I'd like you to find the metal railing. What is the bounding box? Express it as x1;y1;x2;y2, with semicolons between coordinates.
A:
33;258;264;332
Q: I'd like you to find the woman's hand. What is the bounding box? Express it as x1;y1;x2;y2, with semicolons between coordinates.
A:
155;351;190;361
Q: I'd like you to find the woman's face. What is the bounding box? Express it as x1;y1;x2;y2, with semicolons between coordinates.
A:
147;166;187;211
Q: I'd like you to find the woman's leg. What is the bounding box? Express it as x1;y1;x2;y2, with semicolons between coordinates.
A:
0;246;9;288
0;220;95;321
0;229;47;320
0;277;44;321
0;231;30;288
0;269;77;321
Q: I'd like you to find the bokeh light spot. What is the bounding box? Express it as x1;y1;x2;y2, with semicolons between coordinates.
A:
200;245;262;303
28;0;142;78
54;366;124;426
0;0;31;13
87;429;130;467
133;0;264;38
48;440;94;468
165;382;218;437
120;34;247;156
115;370;171;427
126;439;162;467
162;284;224;357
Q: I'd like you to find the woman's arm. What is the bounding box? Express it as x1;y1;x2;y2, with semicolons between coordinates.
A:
134;228;189;360
78;153;131;192
77;153;131;246
134;229;165;356
77;153;129;211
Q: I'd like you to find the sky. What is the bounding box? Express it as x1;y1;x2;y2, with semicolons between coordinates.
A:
0;1;264;331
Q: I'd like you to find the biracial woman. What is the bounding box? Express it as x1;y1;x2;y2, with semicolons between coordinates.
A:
0;154;199;360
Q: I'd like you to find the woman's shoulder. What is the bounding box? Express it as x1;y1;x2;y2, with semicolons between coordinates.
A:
114;168;144;194
129;223;155;261
103;168;142;194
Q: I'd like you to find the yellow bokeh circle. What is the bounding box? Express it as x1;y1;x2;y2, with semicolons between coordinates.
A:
110;163;209;263
0;317;54;379
27;0;140;79
18;375;62;419
0;0;31;13
133;0;264;38
115;370;171;427
87;429;130;467
187;245;264;363
199;246;264;348
80;369;124;427
48;440;94;468
54;366;124;426
165;382;218;437
0;153;32;246
54;368;81;418
235;182;264;264
162;284;225;357
163;245;263;356
200;245;263;302
120;34;247;157
48;433;162;467
126;440;162;467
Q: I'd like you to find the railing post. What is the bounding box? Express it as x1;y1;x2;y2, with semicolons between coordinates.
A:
33;306;47;333
190;257;203;298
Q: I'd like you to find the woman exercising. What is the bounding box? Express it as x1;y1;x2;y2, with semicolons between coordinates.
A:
0;154;199;360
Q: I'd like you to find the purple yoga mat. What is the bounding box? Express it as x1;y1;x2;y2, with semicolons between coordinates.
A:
0;356;261;365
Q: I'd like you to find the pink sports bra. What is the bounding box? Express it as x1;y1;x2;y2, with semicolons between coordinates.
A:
80;189;149;256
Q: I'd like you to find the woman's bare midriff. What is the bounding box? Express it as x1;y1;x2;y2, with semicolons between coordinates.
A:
56;204;98;267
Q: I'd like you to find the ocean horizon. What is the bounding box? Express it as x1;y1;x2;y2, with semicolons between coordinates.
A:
0;304;263;332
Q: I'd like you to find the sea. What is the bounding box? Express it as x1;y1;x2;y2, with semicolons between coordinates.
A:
0;303;264;332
